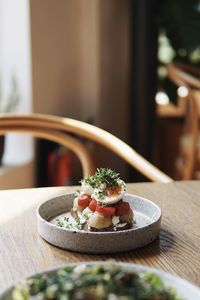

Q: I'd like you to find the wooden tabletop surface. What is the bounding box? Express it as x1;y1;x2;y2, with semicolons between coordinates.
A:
0;181;200;292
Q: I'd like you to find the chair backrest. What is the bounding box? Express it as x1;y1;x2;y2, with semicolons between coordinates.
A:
167;63;200;180
168;62;200;89
0;113;173;183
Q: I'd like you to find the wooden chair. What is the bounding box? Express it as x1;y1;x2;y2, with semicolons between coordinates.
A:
0;125;95;178
167;63;200;180
0;113;173;183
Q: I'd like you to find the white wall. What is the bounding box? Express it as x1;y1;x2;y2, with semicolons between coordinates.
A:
0;0;33;165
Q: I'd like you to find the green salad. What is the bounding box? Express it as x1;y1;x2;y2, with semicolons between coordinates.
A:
12;264;182;300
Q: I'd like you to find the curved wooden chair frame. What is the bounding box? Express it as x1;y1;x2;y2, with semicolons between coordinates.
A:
168;62;200;89
175;92;199;179
167;63;200;180
0;125;95;177
0;114;173;183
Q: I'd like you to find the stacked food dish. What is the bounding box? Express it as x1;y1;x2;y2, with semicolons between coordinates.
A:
37;167;161;253
70;168;134;231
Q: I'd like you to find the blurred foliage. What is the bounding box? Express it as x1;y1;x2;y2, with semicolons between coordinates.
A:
158;0;200;65
157;0;200;103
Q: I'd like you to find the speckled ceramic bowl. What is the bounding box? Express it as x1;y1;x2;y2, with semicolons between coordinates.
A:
36;193;161;254
1;262;200;300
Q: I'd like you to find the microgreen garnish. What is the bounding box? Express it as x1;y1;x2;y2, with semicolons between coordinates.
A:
56;219;64;227
94;189;106;200
81;168;121;188
56;216;85;230
80;175;97;188
74;189;81;197
95;168;120;187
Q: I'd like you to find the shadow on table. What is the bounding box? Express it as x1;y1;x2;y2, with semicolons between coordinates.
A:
67;225;176;261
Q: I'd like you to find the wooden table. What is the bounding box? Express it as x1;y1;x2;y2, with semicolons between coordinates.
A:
0;181;200;292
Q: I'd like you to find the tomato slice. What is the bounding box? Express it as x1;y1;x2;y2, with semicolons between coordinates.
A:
115;201;130;216
89;200;97;212
78;195;91;207
96;204;116;216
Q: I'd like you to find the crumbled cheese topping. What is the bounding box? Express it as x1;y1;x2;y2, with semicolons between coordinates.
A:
112;216;120;226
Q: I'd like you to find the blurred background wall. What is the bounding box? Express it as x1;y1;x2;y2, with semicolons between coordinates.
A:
1;0;200;188
30;0;131;185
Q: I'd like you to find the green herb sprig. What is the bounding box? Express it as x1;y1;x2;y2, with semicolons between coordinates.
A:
81;168;121;188
56;216;84;230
